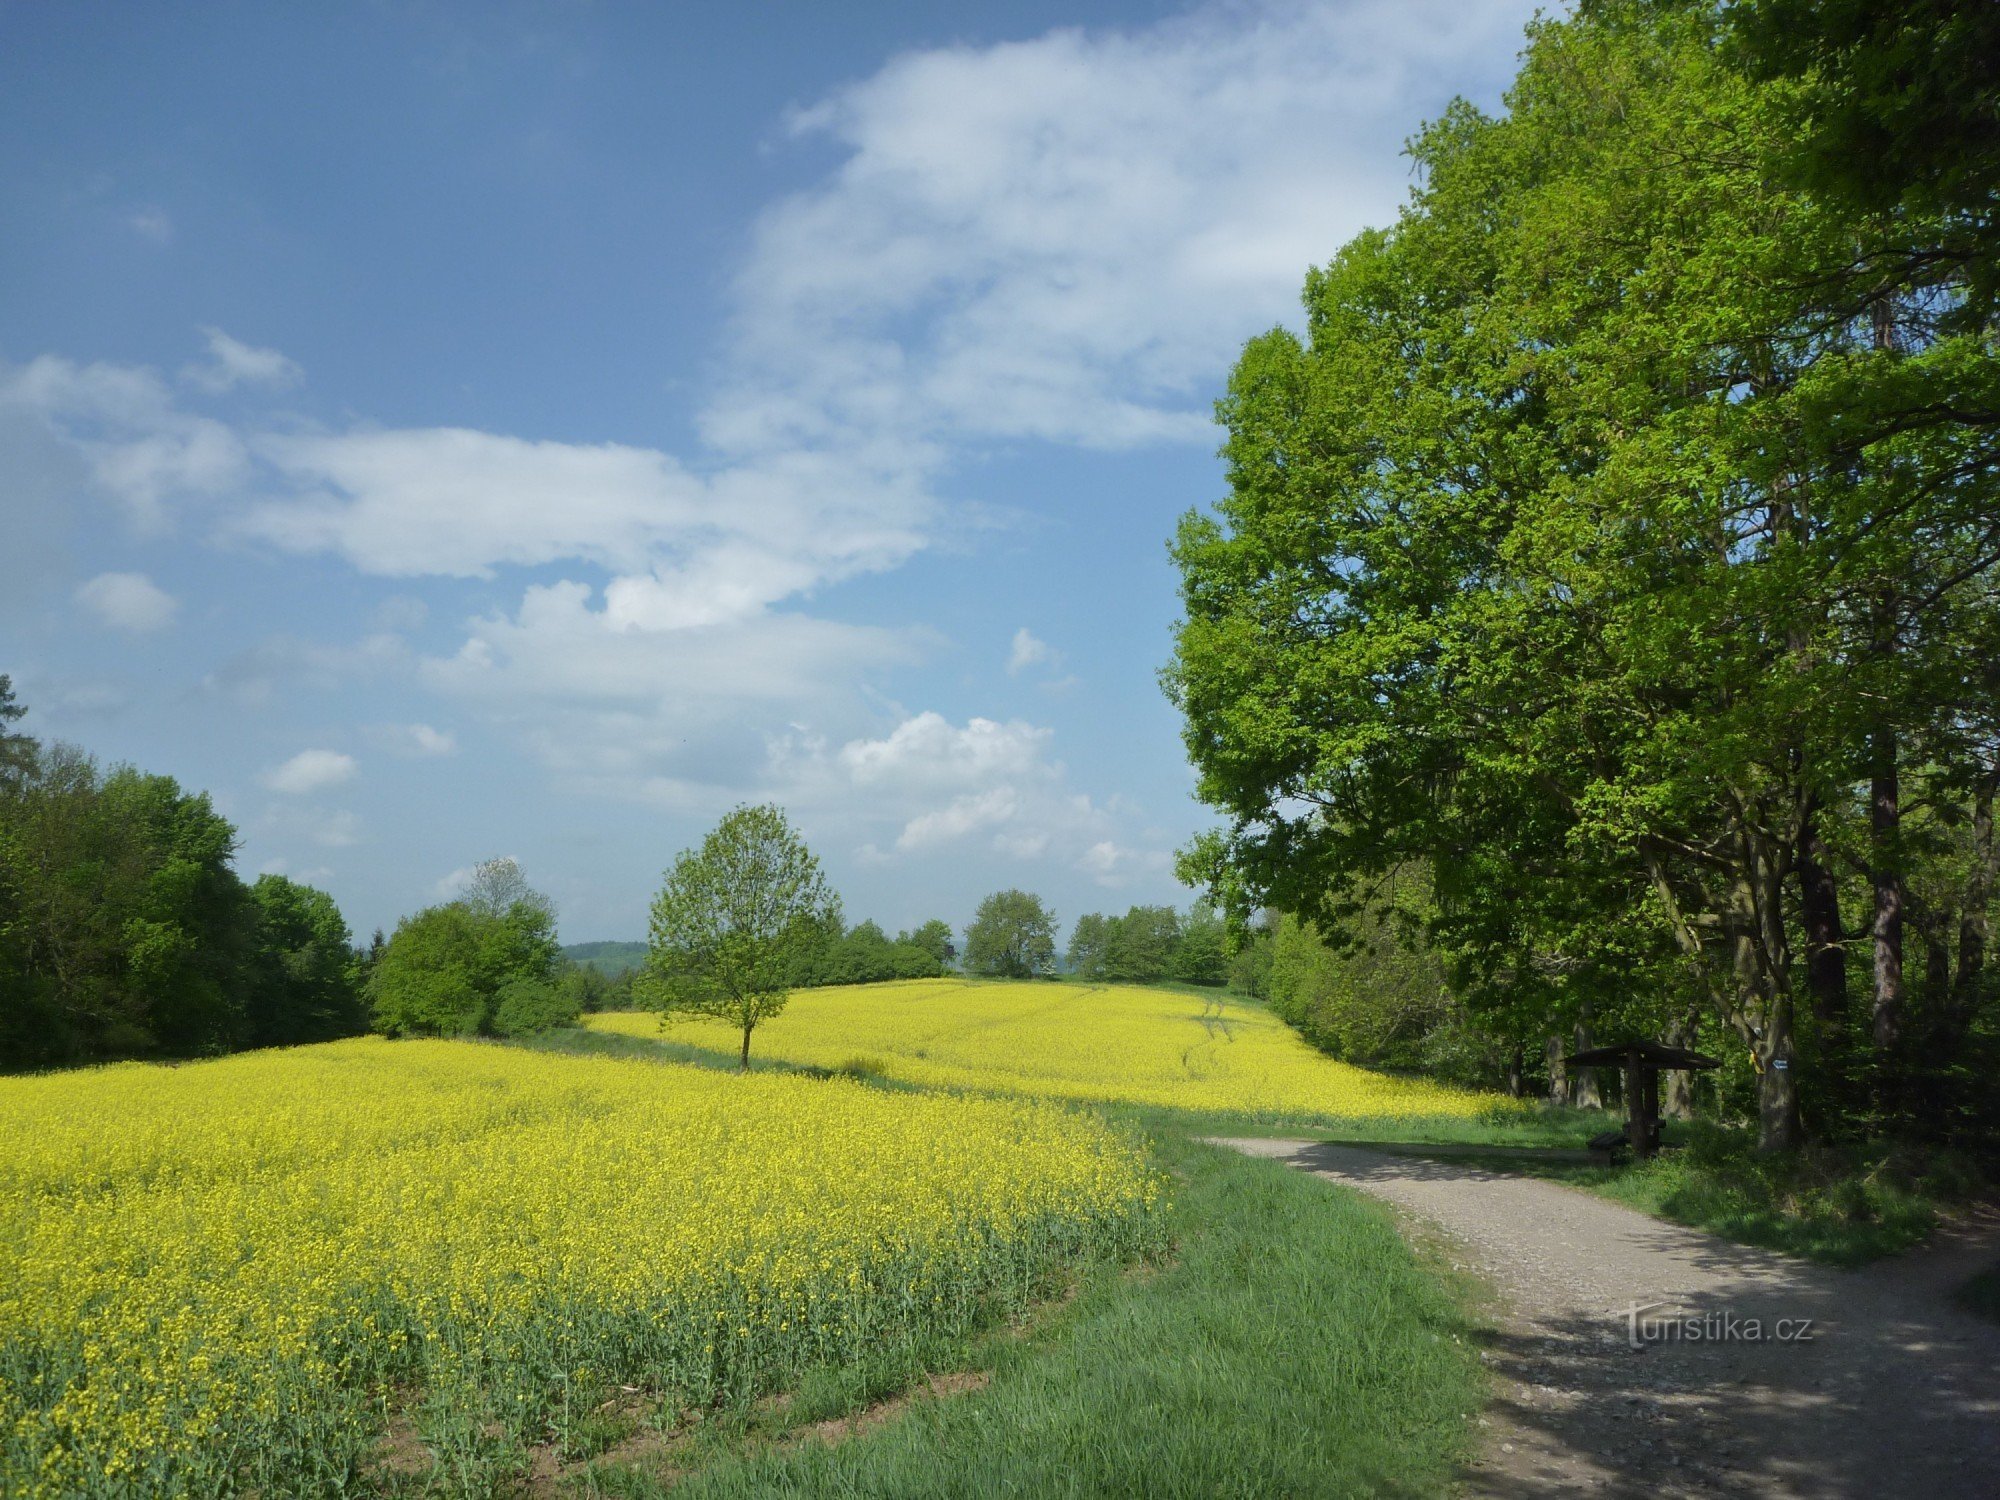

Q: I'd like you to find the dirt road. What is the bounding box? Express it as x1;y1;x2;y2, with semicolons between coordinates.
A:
1213;1138;2000;1498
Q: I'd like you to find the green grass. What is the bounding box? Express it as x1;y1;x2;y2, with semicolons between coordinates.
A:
1386;1121;1984;1267
568;1128;1482;1499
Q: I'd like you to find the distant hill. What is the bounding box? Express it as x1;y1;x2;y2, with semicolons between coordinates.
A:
561;941;647;976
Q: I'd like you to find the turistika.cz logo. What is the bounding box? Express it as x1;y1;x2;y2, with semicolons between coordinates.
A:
1616;1302;1817;1349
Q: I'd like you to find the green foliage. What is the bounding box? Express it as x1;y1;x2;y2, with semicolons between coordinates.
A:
644;804;839;1067
244;875;366;1047
558;961;633;1013
1164;2;2000;1152
1172;902;1229;985
897;918;956;968
1265;909;1504;1088
0;675;33;784
0;702;366;1070
560;940;648;976
806;919;946;987
491;976;582;1038
368;893;560;1039
1065;903;1231;986
962;890;1057;978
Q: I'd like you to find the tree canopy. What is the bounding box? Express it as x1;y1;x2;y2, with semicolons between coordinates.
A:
644;804;839;1068
1167;1;2000;1152
963;890;1057;979
0;687;369;1069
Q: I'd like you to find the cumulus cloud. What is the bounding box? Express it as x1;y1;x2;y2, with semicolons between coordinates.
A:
262;749;358;796
1007;627;1054;676
75;571;177;632
759;710;1171;881
725;0;1533;452
183;328;302;394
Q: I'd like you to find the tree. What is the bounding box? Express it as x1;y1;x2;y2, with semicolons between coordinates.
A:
368;895;559;1038
461;856;554;925
899;918;957;968
963;890;1057;979
1174;902;1230;985
1104;905;1183;982
1166;4;2000;1151
244;875;366;1047
0;675;35;784
1066;912;1110;977
492;976;581;1037
644;804;839;1068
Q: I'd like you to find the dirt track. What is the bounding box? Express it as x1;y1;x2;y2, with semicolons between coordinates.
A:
1213;1138;2000;1499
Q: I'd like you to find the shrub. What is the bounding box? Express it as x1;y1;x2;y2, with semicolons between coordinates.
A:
492;978;581;1038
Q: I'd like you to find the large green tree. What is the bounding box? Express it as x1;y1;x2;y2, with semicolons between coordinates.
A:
368;875;561;1038
963;890;1057;979
644;804;839;1068
244;874;367;1047
1166;3;2000;1151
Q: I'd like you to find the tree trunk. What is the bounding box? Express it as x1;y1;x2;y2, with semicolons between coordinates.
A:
1506;1043;1524;1098
1798;806;1848;1030
1662;1013;1697;1119
1871;729;1905;1055
739;1023;752;1071
1756;1003;1802;1154
1572;1013;1601;1109
1546;1035;1569;1106
1956;772;1996;1028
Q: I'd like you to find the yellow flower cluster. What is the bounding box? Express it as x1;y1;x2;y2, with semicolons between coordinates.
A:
591;979;1512;1122
0;1039;1162;1497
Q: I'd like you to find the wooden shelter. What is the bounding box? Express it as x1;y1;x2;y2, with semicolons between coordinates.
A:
1564;1040;1721;1159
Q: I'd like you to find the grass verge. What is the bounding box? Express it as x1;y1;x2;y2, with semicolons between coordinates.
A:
570;1128;1482;1499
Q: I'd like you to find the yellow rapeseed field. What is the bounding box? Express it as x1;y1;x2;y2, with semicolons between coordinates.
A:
588;978;1510;1122
0;1038;1163;1498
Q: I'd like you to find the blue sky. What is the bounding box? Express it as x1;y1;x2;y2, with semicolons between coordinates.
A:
0;0;1537;944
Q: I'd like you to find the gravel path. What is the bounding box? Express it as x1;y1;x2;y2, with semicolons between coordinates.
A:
1212;1138;2000;1499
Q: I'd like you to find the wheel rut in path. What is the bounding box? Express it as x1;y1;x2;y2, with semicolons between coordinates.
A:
1211;1137;2000;1499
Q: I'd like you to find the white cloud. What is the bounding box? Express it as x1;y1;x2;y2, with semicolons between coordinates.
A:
896;786;1022;851
727;0;1534;452
0;354;247;526
127;207;173;244
183;328;302;394
837;711;1051;790
75;571;177;632
367;722;456;757
262;749;358;796
1007;627;1054;676
1077;839;1173;887
764;710;1170;878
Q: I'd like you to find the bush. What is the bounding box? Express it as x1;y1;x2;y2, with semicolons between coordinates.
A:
492;978;581;1037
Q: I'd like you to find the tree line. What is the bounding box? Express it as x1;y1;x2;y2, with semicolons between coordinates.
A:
0;676;367;1070
1166;0;2000;1153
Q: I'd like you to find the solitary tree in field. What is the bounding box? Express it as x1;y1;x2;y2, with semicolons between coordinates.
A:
963;890;1057;978
645;804;840;1069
